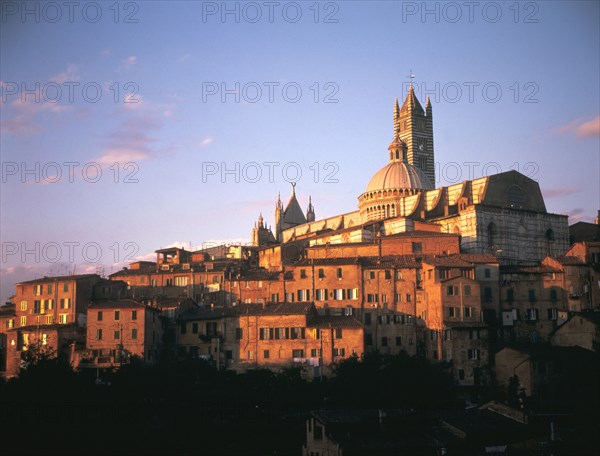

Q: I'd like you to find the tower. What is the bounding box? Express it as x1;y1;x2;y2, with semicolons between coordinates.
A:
274;192;283;242
306;196;315;222
395;83;435;186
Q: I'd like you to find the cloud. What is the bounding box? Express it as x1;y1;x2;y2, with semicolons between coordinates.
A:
120;55;137;70
566;208;588;223
577;116;600;138
200;137;214;147
555;116;600;138
49;64;80;84
543;187;580;198
0;85;72;136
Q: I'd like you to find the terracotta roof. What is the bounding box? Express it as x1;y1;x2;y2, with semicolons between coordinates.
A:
0;305;16;317
500;265;561;274
17;274;100;285
422;255;473;268
88;299;148;310
310;315;363;329
555;256;586;266
295;255;419;269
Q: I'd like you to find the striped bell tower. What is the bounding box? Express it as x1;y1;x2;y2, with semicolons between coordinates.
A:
394;80;435;186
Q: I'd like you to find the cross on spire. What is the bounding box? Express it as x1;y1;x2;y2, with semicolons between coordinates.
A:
407;69;415;87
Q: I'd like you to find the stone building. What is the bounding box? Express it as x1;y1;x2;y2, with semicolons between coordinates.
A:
82;299;163;367
2;274;102;377
177;302;363;375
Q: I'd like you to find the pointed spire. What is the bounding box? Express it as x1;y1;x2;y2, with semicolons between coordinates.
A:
401;82;424;115
306;195;315;222
393;97;400;133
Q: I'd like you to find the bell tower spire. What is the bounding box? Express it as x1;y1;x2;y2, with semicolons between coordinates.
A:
396;71;435;186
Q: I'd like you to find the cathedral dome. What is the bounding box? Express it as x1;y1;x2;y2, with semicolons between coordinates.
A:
366;160;433;193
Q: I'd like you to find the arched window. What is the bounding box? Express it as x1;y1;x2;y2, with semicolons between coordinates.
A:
546;228;555;255
506;185;524;208
487;222;497;249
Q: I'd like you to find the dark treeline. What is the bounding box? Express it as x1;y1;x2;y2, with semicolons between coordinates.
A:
0;349;458;455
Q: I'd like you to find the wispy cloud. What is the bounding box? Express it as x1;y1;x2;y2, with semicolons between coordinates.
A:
49;64;80;84
95;95;176;163
120;55;138;70
567;208;587;223
543;187;580;198
577;116;600;138
200;137;214;147
554;116;600;138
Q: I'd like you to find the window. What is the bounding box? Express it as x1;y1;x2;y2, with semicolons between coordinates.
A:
395;336;402;346
469;329;480;340
548;308;558;320
369;271;375;280
318;268;325;278
344;306;353;316
248;351;254;360
174;276;188;286
406;293;412;302
550;289;557;301
528;289;536;302
292;349;304;358
396;271;403;280
60;298;70;309
333;289;346;300
335;328;343;339
206;322;218;337
300;269;307;279
180;323;187;334
259;328;271;340
381;336;388;347
310;348;322;357
47;284;53;294
314;425;323;440
132;310;138;321
131;328;138;340
58;314;68;324
315;289;328;301
63;282;69;292
484;287;492;302
33;284;42;296
384;270;392;280
412;242;422;253
98;311;103;321
192;323;199;334
484;268;491;278
20;301;27;311
347;289;358;300
271;293;279;302
367;293;378;303
235;328;243;340
439;269;449;280
336;268;343;279
526;308;538;321
20;316;27;327
33;300;42;314
114;310;120;321
114;330;120;340
97;329;103;340
507;289;514;302
464;307;472;318
333;348;345;356
297;289;310;302
467;349;480;360
447;285;458;296
46;299;53;310
6;319;14;329
448;307;458;318
263;350;270;359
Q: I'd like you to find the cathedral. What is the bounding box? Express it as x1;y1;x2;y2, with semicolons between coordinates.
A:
252;83;569;264
251;184;315;246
